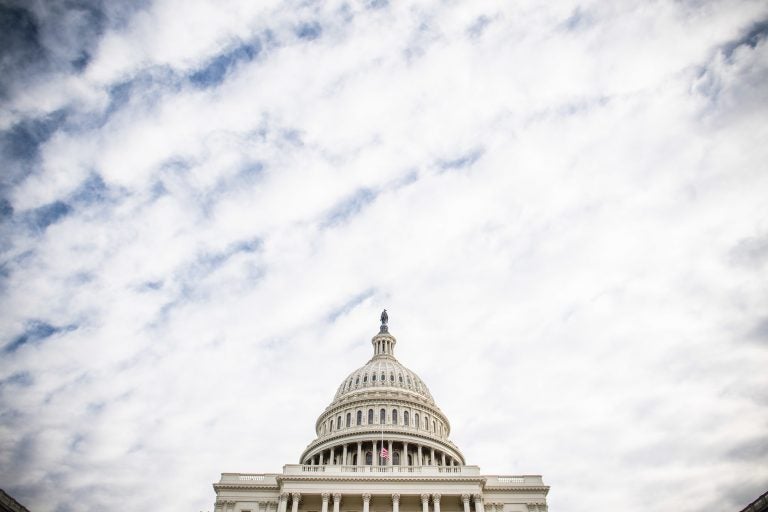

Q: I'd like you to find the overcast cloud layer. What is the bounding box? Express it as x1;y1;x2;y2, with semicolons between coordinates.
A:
1;1;768;511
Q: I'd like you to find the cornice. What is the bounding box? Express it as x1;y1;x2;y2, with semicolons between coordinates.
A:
277;475;487;484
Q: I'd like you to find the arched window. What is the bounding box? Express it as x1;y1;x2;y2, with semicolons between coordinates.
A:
424;414;429;429
414;413;419;428
363;374;368;383
357;410;362;425
433;420;436;432
407;376;412;386
404;411;409;426
368;409;374;424
329;420;333;431
337;416;342;429
380;408;386;424
365;451;373;465
346;413;351;427
393;451;400;465
356;376;360;385
380;372;385;382
399;374;403;383
392;409;398;424
390;373;394;382
372;374;377;382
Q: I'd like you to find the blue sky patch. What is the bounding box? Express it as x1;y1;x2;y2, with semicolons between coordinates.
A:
296;22;322;41
4;320;77;354
322;188;378;227
189;41;261;88
437;148;484;171
27;200;72;230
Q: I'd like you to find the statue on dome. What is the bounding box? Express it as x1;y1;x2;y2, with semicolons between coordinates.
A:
380;309;388;326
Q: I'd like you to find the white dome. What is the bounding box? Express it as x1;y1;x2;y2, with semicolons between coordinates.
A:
333;356;434;403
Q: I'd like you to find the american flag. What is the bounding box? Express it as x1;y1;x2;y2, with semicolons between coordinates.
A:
380;447;391;460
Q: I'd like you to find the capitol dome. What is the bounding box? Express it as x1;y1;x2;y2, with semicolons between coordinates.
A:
299;311;465;467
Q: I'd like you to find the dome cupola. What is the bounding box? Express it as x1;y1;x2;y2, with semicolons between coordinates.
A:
299;311;465;467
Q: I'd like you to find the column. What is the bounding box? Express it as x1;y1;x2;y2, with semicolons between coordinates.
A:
342;444;348;465
433;494;441;512
392;494;400;512
332;493;341;512
362;494;371;512
278;493;288;512
430;448;435;465
318;453;323;465
321;493;329;512
388;440;393;466
421;494;430;512
403;442;409;466
417;445;423;466
473;494;484;512
291;493;301;512
441;452;446;466
357;442;362;465
373;440;378;466
462;494;471;512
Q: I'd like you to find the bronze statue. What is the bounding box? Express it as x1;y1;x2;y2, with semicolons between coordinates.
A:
380;309;388;325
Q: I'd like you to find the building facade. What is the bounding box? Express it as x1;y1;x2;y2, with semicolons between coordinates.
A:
212;313;549;512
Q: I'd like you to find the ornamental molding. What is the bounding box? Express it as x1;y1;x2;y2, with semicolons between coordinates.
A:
392;493;400;502
277;475;487;484
432;494;441;503
362;494;371;502
421;494;431;502
322;493;330;501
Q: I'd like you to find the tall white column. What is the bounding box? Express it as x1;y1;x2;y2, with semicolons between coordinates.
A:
433;494;441;512
321;493;329;512
333;493;341;512
392;494;400;512
278;493;288;512
291;493;301;512
473;494;484;512
403;442;409;466
421;494;430;512
441;452;446;466
357;442;362;465
462;494;471;512
388;440;393;466
417;445;423;465
373;440;378;466
363;494;371;512
343;444;348;465
430;448;435;465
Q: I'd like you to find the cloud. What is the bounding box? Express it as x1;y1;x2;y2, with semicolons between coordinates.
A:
0;1;767;512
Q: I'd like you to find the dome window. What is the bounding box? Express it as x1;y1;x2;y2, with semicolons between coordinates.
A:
357;410;362;425
363;375;368;383
380;372;385;382
399;374;403;383
372;374;376;382
355;376;360;385
390;374;395;382
346;413;351;427
392;409;398;424
414;413;419;428
393;451;400;465
365;451;373;465
368;409;373;424
404;411;409;426
380;408;386;424
337;416;342;429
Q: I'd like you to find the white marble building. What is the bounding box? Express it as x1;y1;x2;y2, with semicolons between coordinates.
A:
212;312;549;512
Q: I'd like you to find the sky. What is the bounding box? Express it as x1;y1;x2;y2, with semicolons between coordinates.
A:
1;0;767;511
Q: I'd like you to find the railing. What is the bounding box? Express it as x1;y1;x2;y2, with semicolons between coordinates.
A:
486;475;545;486
283;465;481;476
219;473;278;484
